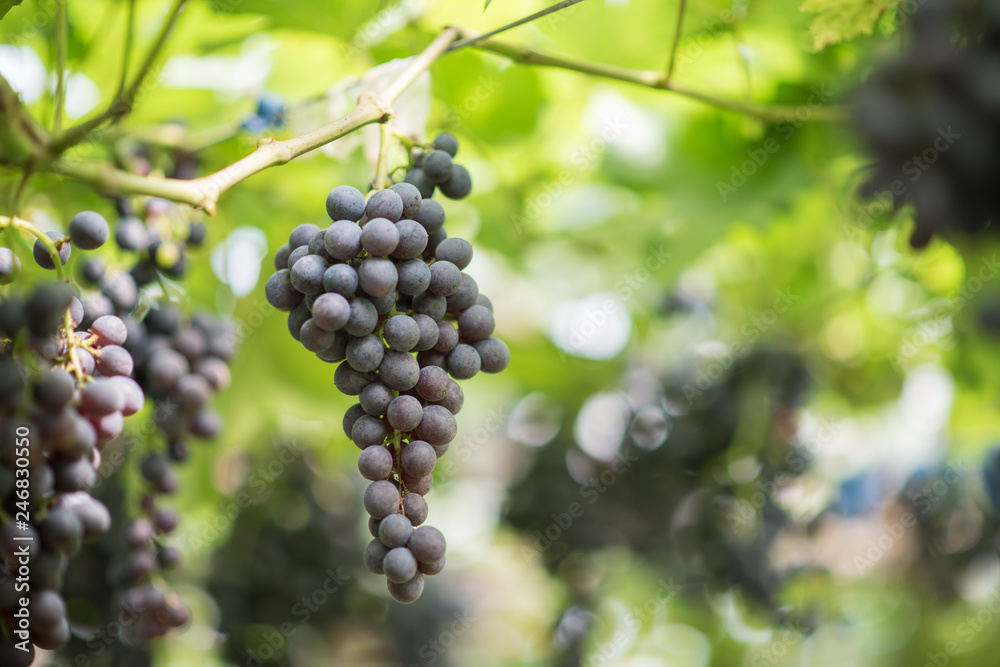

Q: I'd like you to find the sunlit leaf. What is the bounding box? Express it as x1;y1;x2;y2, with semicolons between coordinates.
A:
800;0;899;49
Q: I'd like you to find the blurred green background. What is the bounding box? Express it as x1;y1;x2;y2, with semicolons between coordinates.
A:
4;0;1000;665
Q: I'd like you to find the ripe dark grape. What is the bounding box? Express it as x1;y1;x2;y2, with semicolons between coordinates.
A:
408;525;446;563
322;263;359;297
439;164;472;200
413;199;446;233
432;133;459;157
312;292;351;331
358;445;394;480
447;343;482;380
401;440;436;478
402;492;428;526
366;189;404;222
352;414;389;449
33;231;71;270
387;395;423;432
387;572;424;603
384;314;421;351
324;220;363;260
434;237;473;269
404;168;435;199
289;223;321;249
383;546;418;582
390;182;423;218
361;218;400;256
290;254;329;294
415;405;457;445
458;304;495;341
68;211;109;250
378;350;420;391
415;366;449;402
392;219;428;259
346;333;385;372
364;539;389;574
422;150;454;183
326;185;366;222
358;258;398;297
364;480;400;519
412;292;447;321
474;337;510;373
345;297;378;336
378;513;413;548
397;258;431;296
265;269;304;311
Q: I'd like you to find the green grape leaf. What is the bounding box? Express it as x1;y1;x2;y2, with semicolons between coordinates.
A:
0;0;23;21
799;0;898;50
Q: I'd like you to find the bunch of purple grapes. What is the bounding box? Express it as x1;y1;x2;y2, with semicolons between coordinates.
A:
0;211;152;664
110;304;234;638
264;133;508;602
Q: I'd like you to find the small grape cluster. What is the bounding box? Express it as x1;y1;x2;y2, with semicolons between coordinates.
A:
853;0;1000;247
0;279;145;663
111;305;233;637
265;133;508;602
402;133;472;201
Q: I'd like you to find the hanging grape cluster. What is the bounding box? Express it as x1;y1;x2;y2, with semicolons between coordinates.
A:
114;304;233;640
0;203;235;660
853;0;1000;248
265;133;509;603
0;212;144;664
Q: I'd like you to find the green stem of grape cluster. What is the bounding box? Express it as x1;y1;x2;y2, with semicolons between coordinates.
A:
0;215;65;282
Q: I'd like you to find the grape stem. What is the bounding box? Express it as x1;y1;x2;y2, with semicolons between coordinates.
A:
457;28;848;123
664;0;687;85
48;27;461;214
47;0;189;155
447;0;591;51
118;0;137;98
62;307;87;384
25;9;844;211
373;122;393;190
53;0;67;133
